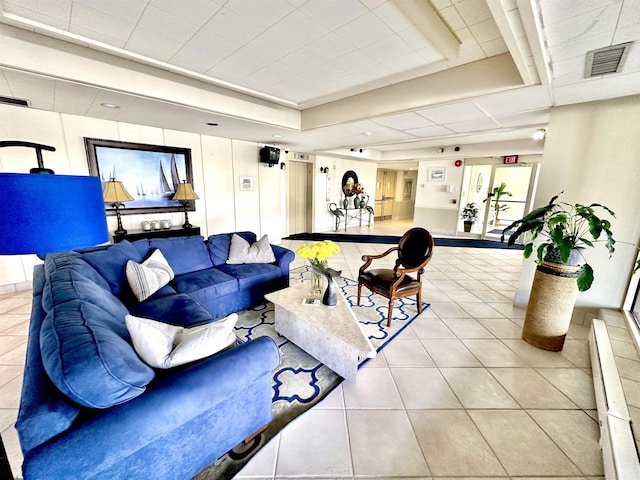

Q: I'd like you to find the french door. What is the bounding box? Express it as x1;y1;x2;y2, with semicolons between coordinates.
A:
458;162;539;240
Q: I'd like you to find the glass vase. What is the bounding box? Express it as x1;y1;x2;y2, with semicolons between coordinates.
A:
310;270;323;299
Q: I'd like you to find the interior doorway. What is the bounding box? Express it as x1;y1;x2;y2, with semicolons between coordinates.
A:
287;161;312;235
374;169;396;221
458;163;538;239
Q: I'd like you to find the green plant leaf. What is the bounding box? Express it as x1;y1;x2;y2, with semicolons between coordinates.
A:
580;238;594;247
536;243;549;264
605;229;616;255
577;264;594;291
558;238;573;263
588;215;603;239
523;243;533;258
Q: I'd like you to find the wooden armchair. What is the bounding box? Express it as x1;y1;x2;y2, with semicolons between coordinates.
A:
357;227;434;327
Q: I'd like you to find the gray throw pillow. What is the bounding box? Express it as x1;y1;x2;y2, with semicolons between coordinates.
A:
226;233;275;264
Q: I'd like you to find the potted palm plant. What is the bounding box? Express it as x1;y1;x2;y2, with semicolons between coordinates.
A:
460;202;479;232
501;191;632;351
485;182;512;225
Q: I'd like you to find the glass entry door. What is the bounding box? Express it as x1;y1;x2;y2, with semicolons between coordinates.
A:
458;163;538;239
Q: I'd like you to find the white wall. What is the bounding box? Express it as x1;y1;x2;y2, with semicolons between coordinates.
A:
414;158;465;234
0;104;284;286
514;95;640;309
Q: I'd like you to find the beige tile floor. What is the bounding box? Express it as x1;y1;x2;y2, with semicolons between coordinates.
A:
0;219;604;479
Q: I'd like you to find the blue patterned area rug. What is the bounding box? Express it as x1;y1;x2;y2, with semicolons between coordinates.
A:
194;267;429;480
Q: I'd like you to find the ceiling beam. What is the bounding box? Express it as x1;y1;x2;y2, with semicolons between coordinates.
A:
392;0;461;60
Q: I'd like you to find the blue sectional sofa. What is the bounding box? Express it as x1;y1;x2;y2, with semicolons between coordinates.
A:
16;232;294;480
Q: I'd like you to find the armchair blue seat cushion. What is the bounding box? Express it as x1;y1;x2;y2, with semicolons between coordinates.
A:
40;299;155;408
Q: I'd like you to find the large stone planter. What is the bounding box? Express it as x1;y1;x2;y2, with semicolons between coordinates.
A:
522;250;581;351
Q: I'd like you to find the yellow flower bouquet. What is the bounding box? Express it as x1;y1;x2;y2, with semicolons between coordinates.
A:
296;240;342;304
295;240;341;270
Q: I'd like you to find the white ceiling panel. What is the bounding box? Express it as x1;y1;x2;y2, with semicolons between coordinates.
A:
494;109;550;128
371;1;414;32
136;6;202;43
417;102;488;124
374;112;436;130
75;0;146;23
150;0;224;23
445;116;500;133
473;85;552;117
404;125;456;138
335;12;395;49
225;0;293;27
70;4;134;46
454;0;493;25
299;0;369;29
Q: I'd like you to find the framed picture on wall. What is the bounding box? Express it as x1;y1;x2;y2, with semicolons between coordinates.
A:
239;176;254;191
85;137;194;216
428;167;446;182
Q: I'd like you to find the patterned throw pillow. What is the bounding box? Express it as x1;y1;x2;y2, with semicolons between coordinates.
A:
226;234;275;264
125;314;238;369
126;249;175;302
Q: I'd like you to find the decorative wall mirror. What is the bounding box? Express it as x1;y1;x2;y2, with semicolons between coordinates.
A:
341;170;358;196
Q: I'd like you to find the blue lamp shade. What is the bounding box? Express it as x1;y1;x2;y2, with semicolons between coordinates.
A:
0;173;109;255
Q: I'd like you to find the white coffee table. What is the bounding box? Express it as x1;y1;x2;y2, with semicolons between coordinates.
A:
265;281;376;382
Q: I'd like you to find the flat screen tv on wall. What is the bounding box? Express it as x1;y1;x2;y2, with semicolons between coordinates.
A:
259;146;280;167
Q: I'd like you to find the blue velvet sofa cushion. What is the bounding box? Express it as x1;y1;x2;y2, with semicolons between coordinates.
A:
82;240;144;296
149;236;213;275
217;263;282;290
128;293;213;328
207;232;256;266
172;268;237;297
43;269;129;321
40;299;155;408
43;251;111;293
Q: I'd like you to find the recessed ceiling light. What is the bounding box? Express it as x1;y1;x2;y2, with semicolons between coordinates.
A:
364;131;373;136
206;122;218;126
272;134;283;138
533;129;546;140
100;103;120;109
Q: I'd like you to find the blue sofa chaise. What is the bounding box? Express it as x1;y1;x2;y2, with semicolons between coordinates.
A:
16;232;294;480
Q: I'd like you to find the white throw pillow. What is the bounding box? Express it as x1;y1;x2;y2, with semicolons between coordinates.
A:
125;314;238;369
226;234;276;264
126;249;175;302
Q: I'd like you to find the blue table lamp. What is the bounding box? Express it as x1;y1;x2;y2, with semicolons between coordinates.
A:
0;140;109;477
0;141;109;255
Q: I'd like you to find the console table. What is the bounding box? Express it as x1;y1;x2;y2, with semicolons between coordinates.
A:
113;225;201;243
328;203;373;231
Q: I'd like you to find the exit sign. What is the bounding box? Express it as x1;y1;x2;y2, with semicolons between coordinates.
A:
504;155;518;164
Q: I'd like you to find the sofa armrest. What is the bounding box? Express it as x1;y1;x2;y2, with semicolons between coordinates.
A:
23;336;280;480
271;245;296;273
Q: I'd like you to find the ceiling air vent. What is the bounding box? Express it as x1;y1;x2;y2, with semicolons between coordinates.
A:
0;96;30;107
585;42;632;78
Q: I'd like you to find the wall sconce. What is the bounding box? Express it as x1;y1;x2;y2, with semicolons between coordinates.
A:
280;162;286;170
320;166;329;174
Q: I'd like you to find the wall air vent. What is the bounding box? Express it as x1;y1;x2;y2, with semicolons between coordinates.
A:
585;42;633;78
0;96;30;107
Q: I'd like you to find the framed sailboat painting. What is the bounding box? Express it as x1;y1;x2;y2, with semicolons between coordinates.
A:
84;138;194;216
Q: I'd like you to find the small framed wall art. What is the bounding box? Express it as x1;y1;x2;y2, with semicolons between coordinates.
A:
428;167;446;182
239;176;254;191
